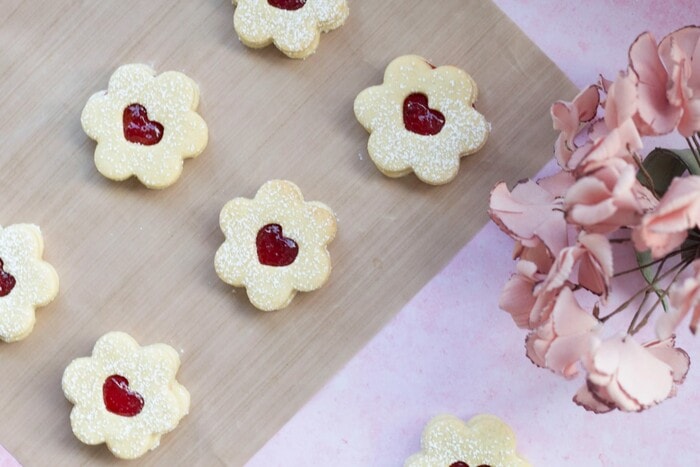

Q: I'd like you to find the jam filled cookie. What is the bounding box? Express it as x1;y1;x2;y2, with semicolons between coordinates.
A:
81;64;208;189
405;414;530;467
233;0;349;59
0;224;59;343
354;55;490;185
215;180;337;311
62;332;190;460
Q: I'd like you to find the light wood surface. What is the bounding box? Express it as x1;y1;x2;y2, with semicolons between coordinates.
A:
0;0;576;465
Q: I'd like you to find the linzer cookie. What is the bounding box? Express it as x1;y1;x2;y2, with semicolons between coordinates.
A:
354;55;490;185
215;180;337;311
405;414;530;467
233;0;349;59
0;224;59;342
81;64;208;189
62;332;190;460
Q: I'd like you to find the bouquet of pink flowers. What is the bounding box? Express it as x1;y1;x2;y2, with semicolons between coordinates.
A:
489;26;700;413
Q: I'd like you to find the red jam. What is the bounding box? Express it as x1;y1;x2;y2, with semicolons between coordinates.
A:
267;0;306;10
256;224;299;267
449;463;491;467
123;103;164;146
103;375;144;417
403;93;446;136
0;259;16;297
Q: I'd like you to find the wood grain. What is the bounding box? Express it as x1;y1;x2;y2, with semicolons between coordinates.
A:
0;0;576;465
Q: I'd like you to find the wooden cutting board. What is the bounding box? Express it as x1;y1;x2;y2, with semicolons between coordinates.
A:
0;0;576;464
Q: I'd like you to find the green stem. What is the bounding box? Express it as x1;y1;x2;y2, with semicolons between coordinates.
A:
600;259;689;322
627;255;666;333
687;137;700;168
630;259;693;335
627;290;652;334
634;153;659;199
613;245;695;278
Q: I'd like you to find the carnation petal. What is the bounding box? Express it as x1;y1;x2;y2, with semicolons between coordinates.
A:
614;338;674;408
489;180;567;254
499;271;538;329
630;32;681;135
644;337;690;384
574;85;601;122
573;384;614;413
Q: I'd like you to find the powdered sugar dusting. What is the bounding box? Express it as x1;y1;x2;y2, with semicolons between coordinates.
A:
405;414;530;467
233;0;349;59
215;180;337;311
62;332;190;460
0;224;59;342
81;64;208;189
354;55;490;185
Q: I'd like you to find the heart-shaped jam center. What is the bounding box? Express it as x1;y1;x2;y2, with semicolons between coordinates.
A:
403;93;446;136
256;224;299;267
0;259;16;297
123;103;164;146
267;0;306;10
449;462;491;467
103;375;144;417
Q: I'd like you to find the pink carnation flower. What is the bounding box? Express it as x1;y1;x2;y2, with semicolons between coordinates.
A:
602;70;638;129
573;118;643;173
658;259;700;338
575;335;689;413
629;31;683;136
526;288;600;378
565;158;656;233
499;260;558;330
658;26;700;137
551;85;600;169
633;175;700;258
544;232;613;299
489;179;567;256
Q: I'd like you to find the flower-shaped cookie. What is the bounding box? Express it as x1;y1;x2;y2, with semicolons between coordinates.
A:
81;64;208;189
233;0;349;59
405;414;530;467
0;224;59;343
62;332;190;459
215;180;337;311
354;55;490;185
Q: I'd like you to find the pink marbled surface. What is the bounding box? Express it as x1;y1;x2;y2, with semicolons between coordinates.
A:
0;445;18;467
247;1;700;466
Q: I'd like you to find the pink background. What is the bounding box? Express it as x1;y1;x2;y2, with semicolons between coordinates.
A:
3;1;700;466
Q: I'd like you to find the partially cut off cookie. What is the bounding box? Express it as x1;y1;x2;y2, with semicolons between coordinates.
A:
405;414;530;467
0;224;59;343
233;0;349;59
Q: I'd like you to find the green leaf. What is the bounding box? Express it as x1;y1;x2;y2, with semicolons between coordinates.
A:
635;249;669;311
638;148;700;197
681;234;700;263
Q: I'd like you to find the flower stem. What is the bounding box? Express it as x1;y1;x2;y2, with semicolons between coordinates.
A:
626;255;666;334
609;238;632;244
627;290;653;334
634;153;658;198
686;137;700;167
613;245;695;278
630;259;693;334
600;259;689;322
